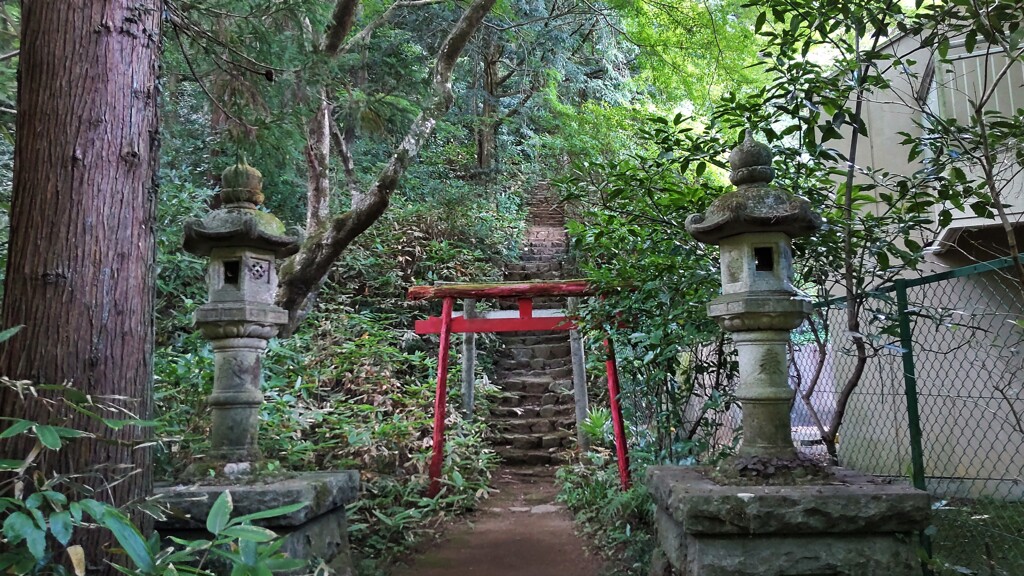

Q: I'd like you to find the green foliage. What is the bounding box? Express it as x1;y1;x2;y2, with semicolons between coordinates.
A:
154;169;211;343
154;298;501;573
0;2;16;137
0;379;303;576
346;420;498;573
0;1;13;295
560;114;740;465
556;454;656;576
610;0;766;109
327;183;524;300
579;407;613;448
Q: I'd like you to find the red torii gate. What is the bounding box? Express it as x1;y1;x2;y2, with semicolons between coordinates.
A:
407;280;631;497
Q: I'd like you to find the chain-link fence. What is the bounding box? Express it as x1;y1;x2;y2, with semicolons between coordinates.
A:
791;256;1024;576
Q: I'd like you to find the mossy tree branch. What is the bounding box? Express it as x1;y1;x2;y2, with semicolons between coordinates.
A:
278;0;499;334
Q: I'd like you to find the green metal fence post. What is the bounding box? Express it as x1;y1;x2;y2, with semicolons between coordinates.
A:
895;279;927;491
895;278;932;569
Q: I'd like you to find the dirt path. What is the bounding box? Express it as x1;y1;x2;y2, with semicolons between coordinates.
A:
390;467;605;576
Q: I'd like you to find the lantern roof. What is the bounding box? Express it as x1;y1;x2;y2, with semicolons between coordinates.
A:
685;131;822;245
183;159;300;258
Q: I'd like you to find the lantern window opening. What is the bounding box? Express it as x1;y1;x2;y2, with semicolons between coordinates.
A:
754;246;775;272
224;260;241;285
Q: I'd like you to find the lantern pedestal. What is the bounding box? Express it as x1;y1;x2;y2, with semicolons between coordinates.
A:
194;301;289;465
155;472;359;576
647;467;929;576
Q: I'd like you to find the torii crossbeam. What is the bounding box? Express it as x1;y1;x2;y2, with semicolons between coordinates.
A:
408;280;631;497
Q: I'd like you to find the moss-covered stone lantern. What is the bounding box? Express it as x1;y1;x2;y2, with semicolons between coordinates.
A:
685;132;822;458
646;133;929;576
183;159;299;466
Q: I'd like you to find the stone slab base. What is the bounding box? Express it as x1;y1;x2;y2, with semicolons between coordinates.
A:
647;466;930;576
155;471;359;575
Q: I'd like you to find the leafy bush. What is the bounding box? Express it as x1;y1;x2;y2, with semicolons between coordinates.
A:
579;407;613;448
0;375;303;576
556;453;656;576
560;115;740;465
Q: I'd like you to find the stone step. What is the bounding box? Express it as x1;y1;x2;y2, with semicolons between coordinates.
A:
521;254;566;262
497;375;554;395
500;342;571;359
522;244;565;251
497;348;572;364
497;346;568;359
491;417;576;435
505;262;563;273
522;246;566;254
524;237;566;244
493;429;575;450
489;403;575;419
498;376;573;395
493;447;568;466
526;236;566;244
503;270;565;282
498;365;574;380
520;254;565;263
499;331;571;344
497;357;571;373
494;390;574;408
521;254;566;261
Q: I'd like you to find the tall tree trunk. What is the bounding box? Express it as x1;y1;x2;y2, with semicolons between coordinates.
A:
306;92;332;233
0;2;160;572
476;31;501;174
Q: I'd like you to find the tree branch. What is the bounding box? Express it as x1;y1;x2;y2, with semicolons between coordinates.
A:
336;0;448;57
276;0;499;333
323;0;361;55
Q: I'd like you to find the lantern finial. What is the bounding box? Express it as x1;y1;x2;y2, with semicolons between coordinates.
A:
729;130;774;186
221;156;265;206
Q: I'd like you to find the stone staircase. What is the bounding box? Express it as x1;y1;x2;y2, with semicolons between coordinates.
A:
489;191;577;466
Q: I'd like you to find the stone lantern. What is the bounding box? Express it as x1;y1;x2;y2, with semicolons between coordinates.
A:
183;158;299;465
685;131;821;459
644;133;929;576
161;161;358;574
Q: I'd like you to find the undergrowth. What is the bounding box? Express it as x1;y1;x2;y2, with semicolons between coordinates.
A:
555;452;656;576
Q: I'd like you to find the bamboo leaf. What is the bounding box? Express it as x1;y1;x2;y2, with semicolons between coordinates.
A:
95;507;157;573
0;419;33;439
206;491;233;535
0;325;22;343
34;425;62;450
220;524;278;543
229;501;306;526
49;511;73;545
